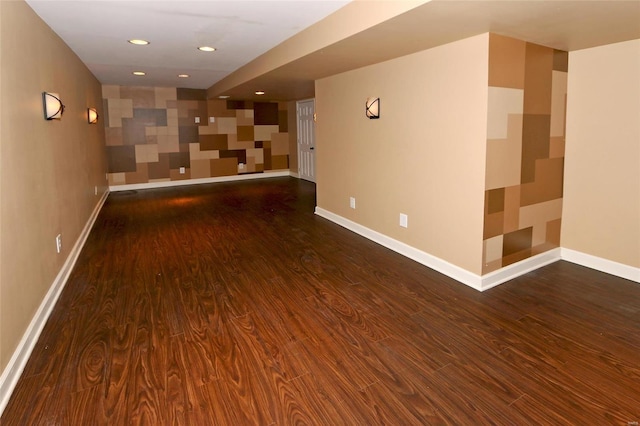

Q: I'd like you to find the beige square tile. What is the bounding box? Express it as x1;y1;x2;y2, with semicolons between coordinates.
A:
546;218;561;246
108;172;126;185
485;113;523;190
155;87;177;108
189;143;219;160
503;185;521;234
487;87;523;140
531;223;546;247
145;127;158;136
549;136;565;159
199;124;218;135
236;109;254;126
484;235;504;264
119;99;134;118
188;143;200;158
157;135;179;153
125;163;149;184
107;101;122;128
550;70;568;138
520;158;564;206
102;85;121;99
245;156;256;172
156;126;168;136
135;144;159;163
270;132;289;156
254;125;279;141
166;109;179;126
488;34;526;89
483;259;503;275
217;117;237;134
523;43;553;115
204;150;219;160
519;198;563;230
246;148;264;164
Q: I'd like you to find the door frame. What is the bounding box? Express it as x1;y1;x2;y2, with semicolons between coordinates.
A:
296;98;316;182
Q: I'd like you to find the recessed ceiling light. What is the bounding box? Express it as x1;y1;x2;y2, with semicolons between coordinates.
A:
128;39;150;45
255;91;265;95
132;71;146;76
198;46;216;52
178;74;189;78
218;95;230;99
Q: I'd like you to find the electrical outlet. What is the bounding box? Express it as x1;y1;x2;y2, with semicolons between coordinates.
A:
179;167;185;174
238;163;245;170
209;117;215;123
194;117;200;124
55;234;62;253
349;197;356;209
400;213;408;228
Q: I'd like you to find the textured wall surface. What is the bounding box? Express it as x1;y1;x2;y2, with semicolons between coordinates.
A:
103;86;290;186
483;34;568;273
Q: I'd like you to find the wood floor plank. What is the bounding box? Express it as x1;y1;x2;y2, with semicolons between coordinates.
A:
2;177;639;424
103;323;136;422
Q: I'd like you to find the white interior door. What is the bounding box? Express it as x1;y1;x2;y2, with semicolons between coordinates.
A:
297;99;316;182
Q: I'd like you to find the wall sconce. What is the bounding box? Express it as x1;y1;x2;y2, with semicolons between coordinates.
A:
366;97;380;119
43;92;65;120
87;108;99;124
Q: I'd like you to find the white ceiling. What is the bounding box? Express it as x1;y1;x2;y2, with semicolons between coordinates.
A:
25;0;350;89
25;0;640;101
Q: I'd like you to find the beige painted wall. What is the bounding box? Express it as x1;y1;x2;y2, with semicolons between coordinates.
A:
316;34;489;275
0;1;107;371
563;39;640;268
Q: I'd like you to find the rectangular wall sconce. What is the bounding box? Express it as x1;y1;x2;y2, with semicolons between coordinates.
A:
87;107;99;124
43;92;65;120
366;97;380;119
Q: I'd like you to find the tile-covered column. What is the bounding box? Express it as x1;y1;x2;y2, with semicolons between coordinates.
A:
483;34;568;274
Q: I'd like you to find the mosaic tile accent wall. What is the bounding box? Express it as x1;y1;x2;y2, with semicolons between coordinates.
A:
483;34;568;274
103;86;289;186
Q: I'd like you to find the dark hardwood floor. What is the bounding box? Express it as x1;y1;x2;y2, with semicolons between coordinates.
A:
2;177;639;425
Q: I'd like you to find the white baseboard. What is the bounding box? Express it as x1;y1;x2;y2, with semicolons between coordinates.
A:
314;207;485;290
109;170;292;192
315;206;638;289
561;248;640;283
0;190;110;416
480;248;562;290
